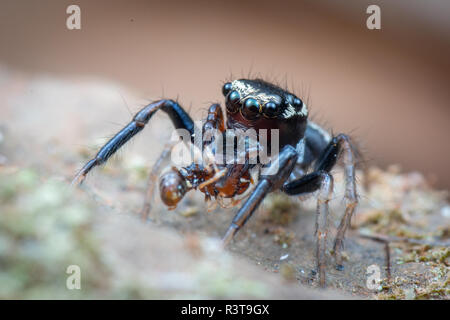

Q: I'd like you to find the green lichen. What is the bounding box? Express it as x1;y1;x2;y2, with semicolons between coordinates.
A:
0;167;274;299
0;168;110;299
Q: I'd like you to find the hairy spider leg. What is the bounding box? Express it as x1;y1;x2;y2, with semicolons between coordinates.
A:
282;171;333;287
282;133;358;287
72;99;196;186
326;135;358;268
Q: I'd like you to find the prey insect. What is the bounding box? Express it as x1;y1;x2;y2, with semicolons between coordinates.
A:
72;79;358;287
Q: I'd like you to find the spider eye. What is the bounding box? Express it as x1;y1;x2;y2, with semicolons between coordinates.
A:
241;98;260;120
293;97;302;108
222;82;232;96
262;101;280;118
226;90;240;113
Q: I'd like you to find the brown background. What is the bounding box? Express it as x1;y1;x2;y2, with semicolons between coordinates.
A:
0;0;449;189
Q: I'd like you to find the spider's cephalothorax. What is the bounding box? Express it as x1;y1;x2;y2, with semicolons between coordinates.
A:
72;78;359;287
224;79;308;150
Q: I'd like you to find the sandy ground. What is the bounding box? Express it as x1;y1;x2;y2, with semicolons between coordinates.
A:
0;69;448;299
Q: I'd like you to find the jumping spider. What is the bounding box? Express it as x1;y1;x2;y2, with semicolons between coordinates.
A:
73;79;358;287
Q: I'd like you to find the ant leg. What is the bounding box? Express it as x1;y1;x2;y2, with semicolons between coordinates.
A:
283;171;334;288
222;145;298;246
72;99;196;186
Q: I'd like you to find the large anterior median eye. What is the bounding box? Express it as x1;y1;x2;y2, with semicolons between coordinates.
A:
262;101;280;118
226;90;240;113
241;98;260;120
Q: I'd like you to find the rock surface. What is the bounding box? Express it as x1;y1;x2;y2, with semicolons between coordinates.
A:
0;70;448;299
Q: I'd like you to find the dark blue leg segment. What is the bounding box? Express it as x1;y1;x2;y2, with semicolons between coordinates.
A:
222;145;298;246
72;99;195;185
301;122;331;167
282;171;325;195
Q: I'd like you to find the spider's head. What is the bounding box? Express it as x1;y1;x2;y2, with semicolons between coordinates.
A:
222;79;308;122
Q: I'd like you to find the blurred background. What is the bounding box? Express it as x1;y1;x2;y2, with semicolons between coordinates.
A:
0;0;449;189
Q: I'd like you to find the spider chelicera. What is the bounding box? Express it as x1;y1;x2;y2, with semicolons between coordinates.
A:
72;78;358;287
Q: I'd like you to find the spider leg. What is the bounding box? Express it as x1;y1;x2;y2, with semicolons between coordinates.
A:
318;134;358;269
140;103;225;220
202;103;226;167
72;99;196;185
283;133;358;286
301;121;333;168
222;145;298;246
282;171;333;288
203;104;225;137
